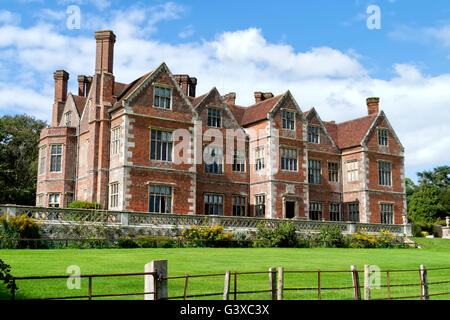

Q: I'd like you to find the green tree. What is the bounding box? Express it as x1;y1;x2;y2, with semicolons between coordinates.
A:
0;114;46;205
407;166;449;223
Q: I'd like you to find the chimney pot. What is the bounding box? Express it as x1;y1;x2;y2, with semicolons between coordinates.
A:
366;97;380;115
254;91;273;104
174;74;197;97
54;70;69;102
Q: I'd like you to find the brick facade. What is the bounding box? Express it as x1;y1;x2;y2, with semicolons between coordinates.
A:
36;30;407;225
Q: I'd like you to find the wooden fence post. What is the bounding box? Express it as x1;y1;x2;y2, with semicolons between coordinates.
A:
351;265;361;300
223;270;230;300
364;265;371;300
420;265;429;300
277;267;284;300
269;267;276;300
145;260;167;300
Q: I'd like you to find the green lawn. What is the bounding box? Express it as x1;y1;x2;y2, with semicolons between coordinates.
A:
1;239;449;300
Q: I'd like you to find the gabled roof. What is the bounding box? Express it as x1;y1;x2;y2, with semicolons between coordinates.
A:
305;107;339;151
70;94;87;117
114;82;128;97
229;104;246;124
335;114;377;149
114;71;154;108
240;94;283;126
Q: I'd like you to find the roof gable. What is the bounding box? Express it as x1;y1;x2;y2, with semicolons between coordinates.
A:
306;107;339;151
361;111;404;151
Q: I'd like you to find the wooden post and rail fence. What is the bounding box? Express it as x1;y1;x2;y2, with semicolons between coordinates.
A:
10;260;450;301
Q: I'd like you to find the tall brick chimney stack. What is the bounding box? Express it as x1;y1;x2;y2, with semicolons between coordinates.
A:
78;75;87;97
52;70;69;126
95;30;116;74
254;91;274;104
366;97;380;115
174;74;197;97
223;92;236;106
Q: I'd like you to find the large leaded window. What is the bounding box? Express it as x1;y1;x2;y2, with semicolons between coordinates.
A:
232;196;247;217
378;128;388;146
255;195;265;217
378;161;392;186
111;127;120;156
308;159;321;184
154;85;171;109
149;185;172;214
380;203;394;224
49;193;60;208
50;145;63;172
207;108;222;127
328;162;339;182
348;203;360;222
347;160;358;182
255;147;265;171
204;146;223;174
309;202;322;221
232;150;245;172
39;147;46;175
281;148;298;171
329;203;341;221
204;194;223;215
150;129;173;162
307;125;320;143
110;182;119;208
282;110;295;130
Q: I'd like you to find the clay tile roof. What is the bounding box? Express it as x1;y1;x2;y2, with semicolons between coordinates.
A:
335;114;377;149
115;71;154;107
114;82;128;97
72;95;87;116
323;121;338;145
192;93;207;107
229;104;246;124
240;94;283;126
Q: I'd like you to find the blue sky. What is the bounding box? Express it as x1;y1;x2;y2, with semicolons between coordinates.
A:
0;0;449;180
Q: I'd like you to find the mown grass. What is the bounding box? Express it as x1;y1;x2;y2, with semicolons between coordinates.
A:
1;238;449;300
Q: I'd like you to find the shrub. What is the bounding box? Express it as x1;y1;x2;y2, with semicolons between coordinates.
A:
68;201;103;210
0;213;41;249
135;236;178;248
116;237;139;248
348;228;408;248
255;221;299;248
411;223;423;237
181;223;233;247
318;225;345;248
231;230;253;248
0;259;18;296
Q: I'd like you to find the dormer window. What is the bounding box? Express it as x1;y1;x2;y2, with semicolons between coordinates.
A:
154;85;171;109
378;128;388;146
207;108;221;127
282;110;295;130
307;125;320;143
65;112;72;126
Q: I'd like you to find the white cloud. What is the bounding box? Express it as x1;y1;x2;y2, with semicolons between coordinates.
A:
0;10;21;25
0;8;448;178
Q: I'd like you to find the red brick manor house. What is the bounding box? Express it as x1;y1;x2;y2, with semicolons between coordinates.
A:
36;30;407;225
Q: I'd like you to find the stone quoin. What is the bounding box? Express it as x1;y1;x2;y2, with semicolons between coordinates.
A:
36;30;407;225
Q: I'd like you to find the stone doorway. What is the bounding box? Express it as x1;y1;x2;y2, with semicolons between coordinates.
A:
285;201;296;219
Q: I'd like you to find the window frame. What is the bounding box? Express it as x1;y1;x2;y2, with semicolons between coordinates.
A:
110;182;119;208
204;145;224;174
65;111;72;127
232;195;247;217
150;128;173;162
282;109;295;131
204;193;224;216
378;160;392;187
50;144;63;173
329;203;341;221
348;203;360;222
380;203;394;224
308;159;322;184
232;150;246;173
207;108;222;128
153;84;172;110
378;128;389;146
254;147;265;171
48;193;61;208
148;184;173;214
280;147;298;172
111;126;120;156
328;161;339;182
309;202;323;221
346;160;359;182
254;194;266;217
307;125;320;144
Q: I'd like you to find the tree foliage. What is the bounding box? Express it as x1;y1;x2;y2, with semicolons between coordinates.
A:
407;165;450;223
0;115;47;205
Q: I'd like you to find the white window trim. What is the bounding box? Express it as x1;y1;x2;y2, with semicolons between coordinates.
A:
153;83;173;110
